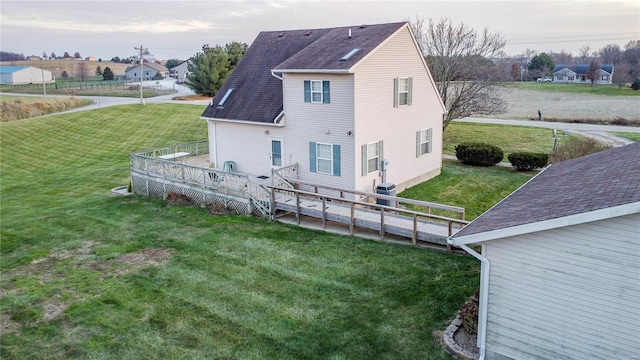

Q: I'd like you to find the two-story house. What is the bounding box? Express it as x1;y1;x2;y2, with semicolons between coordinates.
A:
200;22;445;196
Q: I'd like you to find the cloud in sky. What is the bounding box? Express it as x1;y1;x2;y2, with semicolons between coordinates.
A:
1;0;638;60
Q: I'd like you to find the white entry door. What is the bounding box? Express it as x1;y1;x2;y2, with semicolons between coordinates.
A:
271;139;283;168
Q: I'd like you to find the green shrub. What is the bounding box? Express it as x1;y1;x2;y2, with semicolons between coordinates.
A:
455;142;504;166
632;77;640;91
508;152;549;171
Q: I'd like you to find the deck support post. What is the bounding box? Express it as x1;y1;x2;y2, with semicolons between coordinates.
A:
350;203;355;235
296;192;301;225
322;197;327;229
380;207;385;239
412;215;418;246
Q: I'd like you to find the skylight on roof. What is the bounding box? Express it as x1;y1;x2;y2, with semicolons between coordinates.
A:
217;88;234;108
340;48;360;61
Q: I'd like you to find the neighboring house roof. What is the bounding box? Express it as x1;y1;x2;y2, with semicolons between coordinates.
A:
201;22;407;124
124;62;169;73
553;64;614;75
0;66;29;74
451;142;640;244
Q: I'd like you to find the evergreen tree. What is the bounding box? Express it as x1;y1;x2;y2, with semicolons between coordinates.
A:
102;67;115;81
50;52;56;59
186;42;247;96
528;53;555;79
95;66;103;76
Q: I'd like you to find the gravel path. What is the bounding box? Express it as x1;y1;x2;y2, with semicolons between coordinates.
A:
493;88;640;121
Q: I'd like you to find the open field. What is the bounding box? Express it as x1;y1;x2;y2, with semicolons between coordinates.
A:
1;104;484;359
1;59;131;78
491;86;640;123
511;82;640;96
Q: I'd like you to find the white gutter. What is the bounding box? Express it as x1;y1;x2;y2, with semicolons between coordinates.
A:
270;70;283;80
451;241;490;360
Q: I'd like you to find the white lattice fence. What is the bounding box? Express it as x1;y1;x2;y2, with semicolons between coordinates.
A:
131;173;252;216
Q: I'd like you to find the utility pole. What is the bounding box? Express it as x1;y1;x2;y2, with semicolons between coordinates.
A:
40;59;47;99
134;45;147;105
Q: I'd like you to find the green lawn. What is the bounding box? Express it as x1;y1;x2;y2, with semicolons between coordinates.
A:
510;82;640;96
443;121;557;158
613;132;640;142
1;104;479;359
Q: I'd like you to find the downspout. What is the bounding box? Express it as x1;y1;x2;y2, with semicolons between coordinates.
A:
452;241;490;360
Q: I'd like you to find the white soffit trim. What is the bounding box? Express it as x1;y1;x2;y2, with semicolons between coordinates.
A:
199;117;284;127
273;69;350;74
451;202;640;246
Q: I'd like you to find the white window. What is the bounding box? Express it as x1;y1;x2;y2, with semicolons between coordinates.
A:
316;143;333;175
394;77;412;107
361;140;383;176
398;77;409;106
416;128;432;157
367;142;380;173
311;80;323;103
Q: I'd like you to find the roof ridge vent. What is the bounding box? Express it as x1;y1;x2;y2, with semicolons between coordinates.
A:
278;32;284;37
305;31;311;36
359;24;367;28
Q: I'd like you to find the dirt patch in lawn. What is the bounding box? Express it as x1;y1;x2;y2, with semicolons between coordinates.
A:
90;247;175;279
1;244;175;328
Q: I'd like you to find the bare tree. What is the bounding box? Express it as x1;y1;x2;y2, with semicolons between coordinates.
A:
409;17;507;128
599;44;622;64
510;62;520;81
579;45;591;63
586;60;601;86
76;61;89;81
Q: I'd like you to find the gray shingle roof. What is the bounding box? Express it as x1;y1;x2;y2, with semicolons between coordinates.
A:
452;142;640;238
201;22;406;124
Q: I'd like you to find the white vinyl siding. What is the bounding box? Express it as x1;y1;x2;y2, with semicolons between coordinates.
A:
483;213;640;360
353;26;444;194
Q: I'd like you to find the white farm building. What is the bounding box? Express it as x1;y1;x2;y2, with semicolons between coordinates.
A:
0;66;54;85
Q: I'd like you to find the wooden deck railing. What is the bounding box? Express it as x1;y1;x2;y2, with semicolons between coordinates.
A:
282;178;466;220
271;186;469;246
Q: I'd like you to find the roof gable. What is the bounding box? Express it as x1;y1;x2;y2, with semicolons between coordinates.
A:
452;143;640;242
200;22;407;124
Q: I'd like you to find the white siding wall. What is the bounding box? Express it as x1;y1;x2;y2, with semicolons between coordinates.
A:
9;67;54;84
281;73;356;192
353;26;443;194
207;120;287;176
484;213;640;360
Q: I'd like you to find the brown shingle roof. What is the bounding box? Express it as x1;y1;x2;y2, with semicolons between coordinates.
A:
201;22;406;124
452;143;640;238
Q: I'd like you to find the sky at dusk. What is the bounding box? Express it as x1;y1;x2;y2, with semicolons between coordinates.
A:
1;0;638;61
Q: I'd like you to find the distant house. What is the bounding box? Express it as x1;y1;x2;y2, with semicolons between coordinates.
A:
0;65;54;85
200;22;445;196
449;143;640;360
85;56;97;61
553;64;613;84
124;63;169;81
27;56;42;61
169;60;190;82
